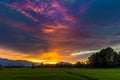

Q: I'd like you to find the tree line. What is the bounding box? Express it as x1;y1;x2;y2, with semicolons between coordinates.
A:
1;47;120;69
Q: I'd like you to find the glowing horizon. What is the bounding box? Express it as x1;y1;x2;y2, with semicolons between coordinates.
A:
0;0;120;64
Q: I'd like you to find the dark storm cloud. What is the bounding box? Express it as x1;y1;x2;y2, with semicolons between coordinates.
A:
0;23;48;53
0;4;49;53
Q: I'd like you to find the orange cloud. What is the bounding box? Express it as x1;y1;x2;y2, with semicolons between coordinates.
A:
0;48;29;60
42;23;68;34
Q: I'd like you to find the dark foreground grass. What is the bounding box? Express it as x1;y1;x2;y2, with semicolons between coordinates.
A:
0;68;120;80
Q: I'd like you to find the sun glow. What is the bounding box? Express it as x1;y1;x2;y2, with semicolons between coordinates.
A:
0;48;62;64
28;51;63;64
28;59;58;64
28;59;46;63
39;51;61;63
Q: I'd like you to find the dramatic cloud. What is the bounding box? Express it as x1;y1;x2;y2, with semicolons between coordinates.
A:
0;0;120;63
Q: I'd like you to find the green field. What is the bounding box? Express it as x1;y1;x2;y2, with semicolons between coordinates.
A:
0;68;120;80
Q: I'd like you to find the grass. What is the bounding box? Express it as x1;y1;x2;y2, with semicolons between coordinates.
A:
0;68;120;80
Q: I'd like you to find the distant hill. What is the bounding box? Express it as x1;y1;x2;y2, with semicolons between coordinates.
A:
0;58;34;67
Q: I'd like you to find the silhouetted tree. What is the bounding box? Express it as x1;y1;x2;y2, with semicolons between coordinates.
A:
88;47;120;68
73;62;83;68
0;65;3;70
56;62;72;68
31;63;36;69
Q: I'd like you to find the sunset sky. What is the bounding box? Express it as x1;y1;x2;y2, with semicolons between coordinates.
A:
0;0;120;63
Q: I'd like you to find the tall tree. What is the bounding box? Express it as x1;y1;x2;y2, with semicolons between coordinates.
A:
88;47;120;68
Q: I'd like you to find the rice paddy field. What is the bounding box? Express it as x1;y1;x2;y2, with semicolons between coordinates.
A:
0;68;120;80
